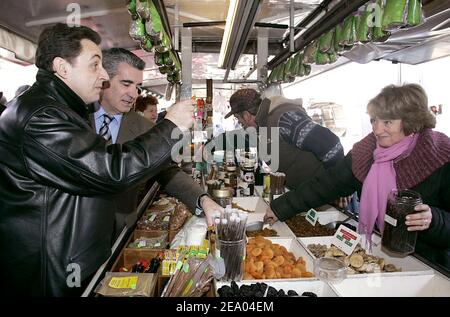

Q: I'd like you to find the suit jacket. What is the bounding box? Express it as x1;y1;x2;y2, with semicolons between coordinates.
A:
90;110;205;230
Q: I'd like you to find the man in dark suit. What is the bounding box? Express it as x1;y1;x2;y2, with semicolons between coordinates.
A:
92;48;220;237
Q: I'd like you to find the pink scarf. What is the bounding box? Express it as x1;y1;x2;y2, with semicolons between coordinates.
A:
359;133;419;239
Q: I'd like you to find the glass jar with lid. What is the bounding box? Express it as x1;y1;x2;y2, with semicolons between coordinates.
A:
381;189;423;256
212;189;233;208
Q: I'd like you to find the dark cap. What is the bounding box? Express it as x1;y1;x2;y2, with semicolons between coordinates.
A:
225;88;262;119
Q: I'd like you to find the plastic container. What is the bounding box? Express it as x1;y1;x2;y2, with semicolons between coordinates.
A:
217;238;246;281
314;257;347;283
382;189;423;256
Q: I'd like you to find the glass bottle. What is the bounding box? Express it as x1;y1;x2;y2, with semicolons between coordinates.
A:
381;189;423;256
212;189;233;208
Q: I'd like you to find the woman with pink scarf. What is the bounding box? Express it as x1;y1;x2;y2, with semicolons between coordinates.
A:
265;84;450;270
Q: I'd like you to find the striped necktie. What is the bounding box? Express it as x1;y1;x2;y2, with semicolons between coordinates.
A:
99;114;113;141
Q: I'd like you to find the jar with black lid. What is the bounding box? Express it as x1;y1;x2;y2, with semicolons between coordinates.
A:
381;189;422;256
212;189;233;208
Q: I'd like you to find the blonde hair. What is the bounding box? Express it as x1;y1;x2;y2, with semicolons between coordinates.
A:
367;83;436;135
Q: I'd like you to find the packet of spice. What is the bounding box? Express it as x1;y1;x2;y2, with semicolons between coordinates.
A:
95;272;157;297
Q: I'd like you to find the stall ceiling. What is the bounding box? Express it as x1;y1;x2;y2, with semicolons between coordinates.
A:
1;0;449;92
0;0;323;90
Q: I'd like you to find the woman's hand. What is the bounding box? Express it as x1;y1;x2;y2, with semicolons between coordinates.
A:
405;204;433;231
264;207;279;225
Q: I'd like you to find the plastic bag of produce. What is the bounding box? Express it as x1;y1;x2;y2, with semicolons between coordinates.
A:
290;53;301;76
145;19;159;38
294;53;304;76
128;232;168;249
304;64;312;76
127;0;137;18
170;203;191;231
318;30;334;53
328;51;338;64
268;68;277;83
298;62;306;77
334;22;345;52
340;15;356;47
284;57;293;78
407;0;423;27
136;0;151;20
140;37;153;52
315;51;330;65
304;40;318;64
290;54;300;76
276;63;285;82
382;0;408;31
357;5;373;43
154;51;165;66
373;0;390;42
129;19;146;42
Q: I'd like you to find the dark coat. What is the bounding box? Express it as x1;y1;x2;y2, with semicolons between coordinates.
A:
255;98;343;189
0;70;178;296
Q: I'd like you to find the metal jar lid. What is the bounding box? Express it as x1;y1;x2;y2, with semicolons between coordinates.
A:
212;189;232;198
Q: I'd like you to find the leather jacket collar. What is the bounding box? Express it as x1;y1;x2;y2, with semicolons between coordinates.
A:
36;69;89;119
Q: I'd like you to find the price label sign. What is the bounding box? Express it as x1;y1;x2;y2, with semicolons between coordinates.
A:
305;208;318;226
332;224;361;255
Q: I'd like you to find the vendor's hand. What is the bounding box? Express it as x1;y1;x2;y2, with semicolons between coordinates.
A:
200;196;221;227
405;204;433;231
264;207;279;226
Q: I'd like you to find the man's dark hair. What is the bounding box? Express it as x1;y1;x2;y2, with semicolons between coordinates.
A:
102;48;146;79
35;23;101;72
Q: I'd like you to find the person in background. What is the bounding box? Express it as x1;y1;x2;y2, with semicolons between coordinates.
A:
265;84;450;271
135;94;158;123
225;88;344;190
15;84;31;97
0;23;194;296
94;48;220;238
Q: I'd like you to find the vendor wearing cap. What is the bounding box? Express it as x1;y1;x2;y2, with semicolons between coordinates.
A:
224;89;344;190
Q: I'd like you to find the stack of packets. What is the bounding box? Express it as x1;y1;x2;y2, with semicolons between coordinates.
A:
162;239;210;276
96;272;157;297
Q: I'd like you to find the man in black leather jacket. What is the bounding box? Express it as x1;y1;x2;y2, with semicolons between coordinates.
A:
0;23;193;296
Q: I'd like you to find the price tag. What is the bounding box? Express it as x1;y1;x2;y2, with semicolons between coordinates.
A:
108;276;138;289
384;214;397;227
163;216;170;222
305;208;318;226
148;214;157;222
331;224;361;255
182;262;190;273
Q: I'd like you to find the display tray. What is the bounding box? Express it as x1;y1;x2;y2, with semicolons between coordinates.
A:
134;228;180;245
233;196;294;238
243;237;316;282
232;196;266;213
309;210;353;226
215;279;338;297
298;235;434;276
329;273;450;297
